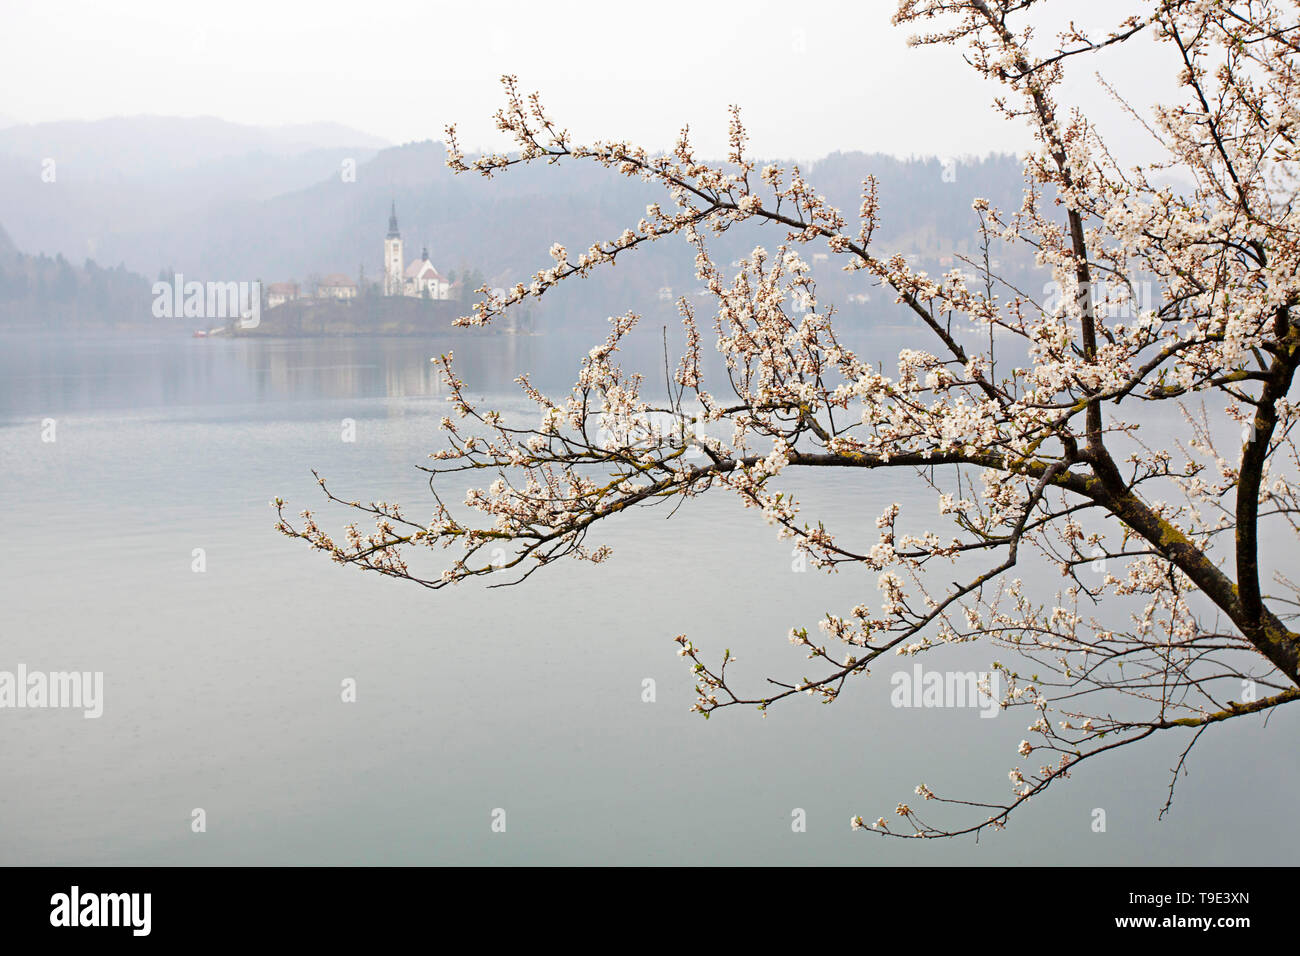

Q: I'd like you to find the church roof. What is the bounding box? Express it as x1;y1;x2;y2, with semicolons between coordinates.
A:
404;259;444;280
387;201;400;239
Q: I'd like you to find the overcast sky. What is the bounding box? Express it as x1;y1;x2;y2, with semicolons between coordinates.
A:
1;0;1176;161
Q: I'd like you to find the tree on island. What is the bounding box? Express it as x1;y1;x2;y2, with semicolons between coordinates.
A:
279;0;1300;837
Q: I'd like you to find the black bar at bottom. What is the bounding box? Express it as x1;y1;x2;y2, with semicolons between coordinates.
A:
0;865;1284;942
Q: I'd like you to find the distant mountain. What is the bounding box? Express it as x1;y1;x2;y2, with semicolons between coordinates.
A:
0;116;388;273
0;115;1037;332
165;143;1034;331
0;116;389;177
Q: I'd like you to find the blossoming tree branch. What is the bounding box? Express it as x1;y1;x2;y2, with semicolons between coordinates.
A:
278;0;1300;837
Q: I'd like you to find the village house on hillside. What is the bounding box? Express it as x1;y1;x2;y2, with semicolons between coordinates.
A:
317;274;357;300
266;282;300;308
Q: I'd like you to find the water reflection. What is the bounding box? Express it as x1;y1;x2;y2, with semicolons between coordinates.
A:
2;326;1294;865
0;331;559;417
0;319;946;421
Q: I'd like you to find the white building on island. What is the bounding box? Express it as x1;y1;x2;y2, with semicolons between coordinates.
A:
383;203;451;300
383;202;404;296
317;274;357;299
404;247;450;299
266;282;300;308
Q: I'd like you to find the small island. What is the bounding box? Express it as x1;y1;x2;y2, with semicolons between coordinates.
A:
242;203;531;337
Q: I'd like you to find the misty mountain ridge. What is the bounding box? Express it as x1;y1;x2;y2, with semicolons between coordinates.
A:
0;116;390;178
1;117;1037;331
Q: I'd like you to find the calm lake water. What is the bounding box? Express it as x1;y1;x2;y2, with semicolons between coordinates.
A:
0;327;1295;864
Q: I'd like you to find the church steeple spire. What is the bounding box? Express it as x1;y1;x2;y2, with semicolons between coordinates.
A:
384;202;404;296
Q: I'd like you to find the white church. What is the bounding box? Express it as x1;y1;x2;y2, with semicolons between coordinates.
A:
384;202;451;299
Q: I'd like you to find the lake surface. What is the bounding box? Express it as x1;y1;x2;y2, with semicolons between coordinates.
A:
0;327;1295;864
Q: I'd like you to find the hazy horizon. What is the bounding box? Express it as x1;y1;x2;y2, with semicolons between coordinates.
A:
2;0;1179;163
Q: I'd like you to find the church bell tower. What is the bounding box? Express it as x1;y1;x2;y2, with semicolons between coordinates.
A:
384;201;404;296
